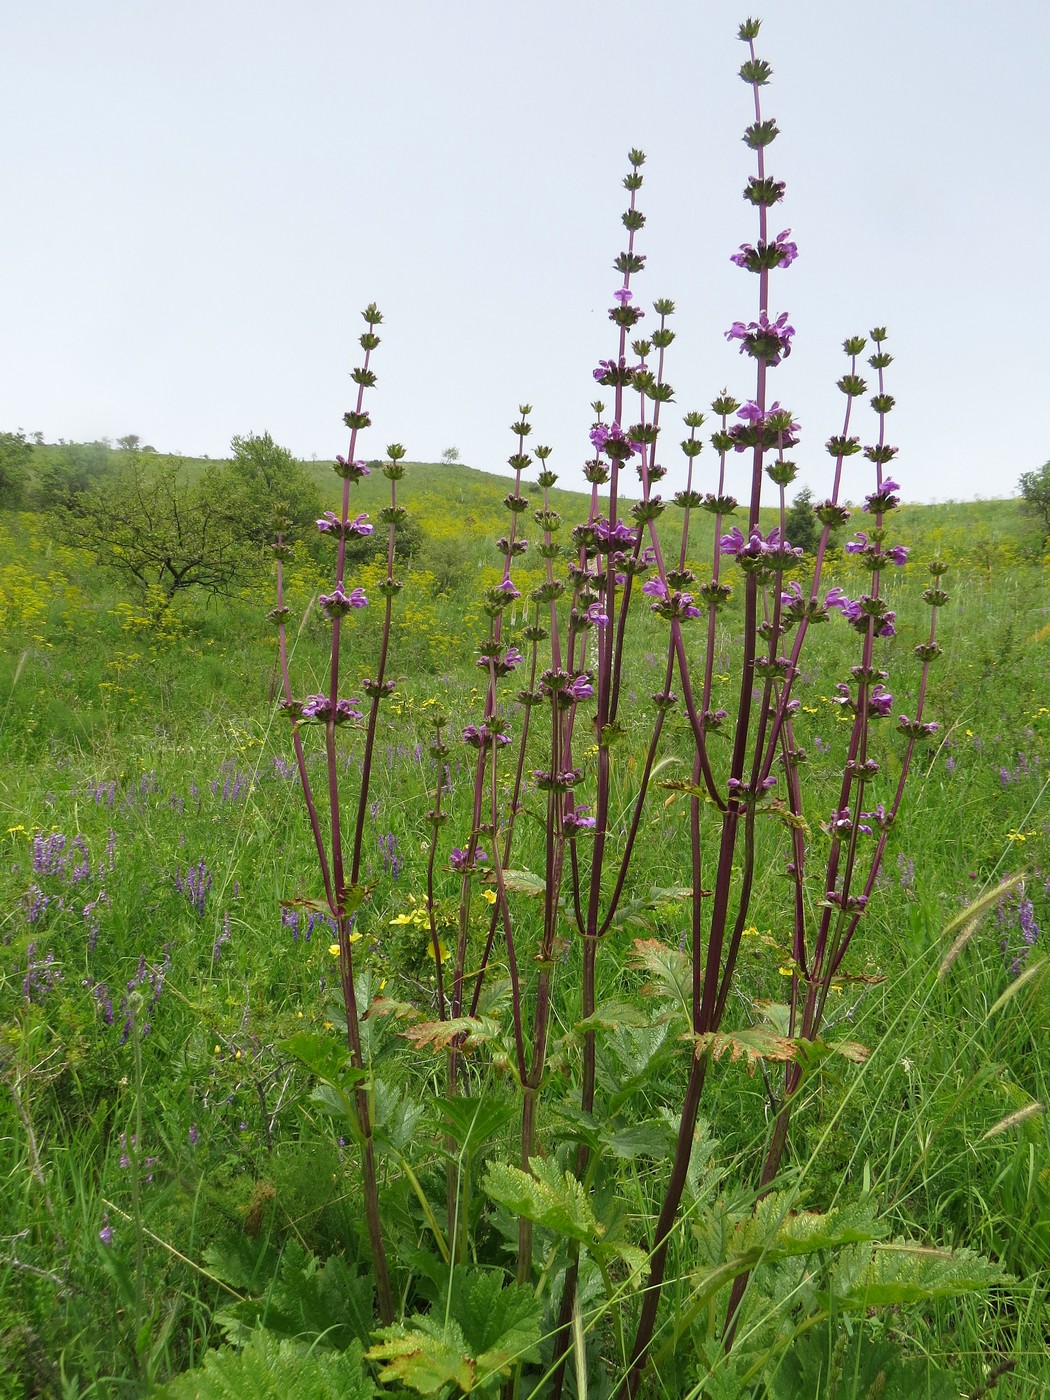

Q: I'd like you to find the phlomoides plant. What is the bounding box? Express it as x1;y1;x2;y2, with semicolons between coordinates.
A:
267;18;985;1400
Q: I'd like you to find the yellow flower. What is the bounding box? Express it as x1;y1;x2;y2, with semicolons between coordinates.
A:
328;943;341;956
481;888;498;905
426;938;451;964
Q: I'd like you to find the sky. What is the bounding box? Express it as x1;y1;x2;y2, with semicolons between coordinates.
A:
3;0;1047;505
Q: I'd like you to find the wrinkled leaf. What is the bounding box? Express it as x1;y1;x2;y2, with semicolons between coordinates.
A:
482;1157;604;1246
630;938;693;1017
155;1331;374;1399
368;1316;475;1394
403;1016;500;1053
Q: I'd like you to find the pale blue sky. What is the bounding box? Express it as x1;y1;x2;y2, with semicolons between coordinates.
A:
3;1;1046;503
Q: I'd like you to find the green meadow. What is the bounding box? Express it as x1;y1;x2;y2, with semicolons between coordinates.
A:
1;451;1048;1398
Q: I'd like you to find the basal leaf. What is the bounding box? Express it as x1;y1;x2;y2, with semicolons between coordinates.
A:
453;1270;542;1378
487;868;547;897
279;1031;365;1089
824;1239;1009;1310
575;998;656;1034
600;1120;677;1161
156;1329;374;1399
367;1316;475;1394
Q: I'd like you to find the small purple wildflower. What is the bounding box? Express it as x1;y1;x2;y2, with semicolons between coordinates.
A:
98;1214;113;1247
378;832;403;881
173;859;212;916
213;909;232;964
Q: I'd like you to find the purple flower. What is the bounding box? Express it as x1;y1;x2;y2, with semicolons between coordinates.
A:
316;510;373;538
612;287;633;305
869;685;894;717
300;694;364;724
642;576;701;621
563;807;597;836
450;845;488;873
462;724;511;749
174;859;212;916
476;646;525;677
318;584;368;618
188;1124;200;1147
589;421;642;458
378;832;403;880
593;517;637;551
730;228;798;271
98;1214;113;1248
724;310;796;365
719;526;803;569
566;674;594;702
729;401;800;452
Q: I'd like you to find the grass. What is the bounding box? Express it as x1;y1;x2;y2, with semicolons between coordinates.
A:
0;474;1048;1398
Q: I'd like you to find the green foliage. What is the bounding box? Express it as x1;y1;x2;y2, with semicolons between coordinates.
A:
30;437;115;508
155;1329;375;1399
206;1237;373;1349
0;471;1047;1394
54;454;248;600
0;429;32;507
784;485;821;554
767;1332;959;1400
212;431;323;548
483;1157;604;1247
1017;459;1050;538
367;1270;542;1395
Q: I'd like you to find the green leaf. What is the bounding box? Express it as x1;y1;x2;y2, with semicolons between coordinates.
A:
279;1031;365;1090
492;868;547;897
155;1329;375;1399
482;1157;604;1246
211;1241;373;1350
599;1120;677;1161
630;938;693;1018
403;1016;500;1052
453;1270;542;1378
740;1194;888;1259
574;998;655;1034
823;1240;1009;1310
690;1026;800;1072
434;1094;516;1155
367;1316;476;1394
768;1332;959;1400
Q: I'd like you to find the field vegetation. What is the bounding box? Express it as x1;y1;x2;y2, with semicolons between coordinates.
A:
1;443;1047;1397
3;18;1050;1400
